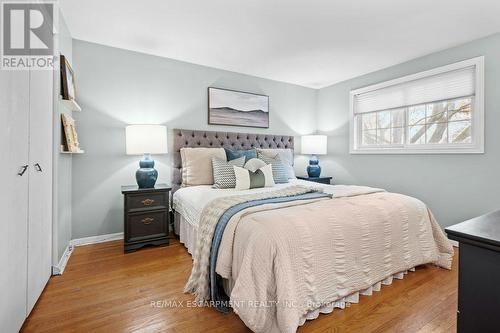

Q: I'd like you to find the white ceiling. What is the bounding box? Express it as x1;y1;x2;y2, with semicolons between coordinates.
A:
60;0;500;89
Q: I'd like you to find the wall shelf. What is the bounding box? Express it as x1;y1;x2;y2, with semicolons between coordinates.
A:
59;97;82;112
60;147;85;154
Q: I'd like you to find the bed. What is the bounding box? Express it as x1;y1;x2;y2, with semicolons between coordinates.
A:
171;129;454;333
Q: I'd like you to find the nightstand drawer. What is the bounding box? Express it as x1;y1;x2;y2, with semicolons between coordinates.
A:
126;211;168;243
126;192;167;211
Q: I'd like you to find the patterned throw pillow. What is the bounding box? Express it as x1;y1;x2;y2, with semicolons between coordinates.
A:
257;152;289;184
212;156;246;189
233;164;275;190
225;148;257;162
256;148;296;179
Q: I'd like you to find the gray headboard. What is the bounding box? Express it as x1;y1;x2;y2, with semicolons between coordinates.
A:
172;129;294;193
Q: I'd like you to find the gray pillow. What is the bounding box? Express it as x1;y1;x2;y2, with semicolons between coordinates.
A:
257;148;296;179
244;158;267;172
257;152;289;184
212;156;246;189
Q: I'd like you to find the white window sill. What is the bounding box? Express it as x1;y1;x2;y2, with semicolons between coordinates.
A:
350;146;484;154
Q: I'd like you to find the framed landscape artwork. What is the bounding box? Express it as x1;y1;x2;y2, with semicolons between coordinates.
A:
208;87;269;128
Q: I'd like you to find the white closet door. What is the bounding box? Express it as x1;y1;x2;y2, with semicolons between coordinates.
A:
27;67;54;314
0;71;30;332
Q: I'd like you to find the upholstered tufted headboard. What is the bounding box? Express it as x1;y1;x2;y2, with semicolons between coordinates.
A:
172;128;294;194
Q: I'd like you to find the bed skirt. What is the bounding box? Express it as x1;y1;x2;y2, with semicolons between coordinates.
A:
298;267;416;326
174;212;198;255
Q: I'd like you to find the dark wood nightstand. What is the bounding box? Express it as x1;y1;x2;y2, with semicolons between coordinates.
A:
296;176;332;184
121;184;171;253
445;210;500;332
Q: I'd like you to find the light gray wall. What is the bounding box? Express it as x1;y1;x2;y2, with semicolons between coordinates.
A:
71;33;499;238
53;12;73;264
317;33;500;228
71;40;316;238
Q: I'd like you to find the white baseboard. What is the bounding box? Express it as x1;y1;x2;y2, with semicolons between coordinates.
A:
69;232;124;247
51;232;123;276
52;245;74;275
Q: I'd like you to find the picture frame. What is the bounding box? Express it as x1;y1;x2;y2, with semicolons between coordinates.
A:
60;54;76;101
208;87;269;128
61;113;81;152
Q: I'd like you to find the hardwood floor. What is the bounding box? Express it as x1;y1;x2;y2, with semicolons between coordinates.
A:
22;240;458;333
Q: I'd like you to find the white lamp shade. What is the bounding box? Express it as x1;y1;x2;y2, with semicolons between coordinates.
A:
301;135;327;155
126;125;168;155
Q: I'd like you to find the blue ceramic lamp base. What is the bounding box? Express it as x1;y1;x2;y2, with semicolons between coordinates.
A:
306;155;321;178
136;153;158;188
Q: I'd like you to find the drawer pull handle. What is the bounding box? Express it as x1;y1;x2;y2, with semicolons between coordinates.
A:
142;199;155;206
141;217;154;225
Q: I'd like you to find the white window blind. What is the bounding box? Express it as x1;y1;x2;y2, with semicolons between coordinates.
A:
349;57;484;154
353;66;476;114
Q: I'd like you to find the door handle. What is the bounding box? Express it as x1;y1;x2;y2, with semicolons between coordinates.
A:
18;165;29;176
34;163;43;172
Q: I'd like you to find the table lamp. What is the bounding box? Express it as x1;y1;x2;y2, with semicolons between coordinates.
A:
126;125;167;188
301;135;327;178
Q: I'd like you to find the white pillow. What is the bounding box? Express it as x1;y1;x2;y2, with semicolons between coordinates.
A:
244;158;267;172
256;148;296;179
234;164;275;190
180;148;226;186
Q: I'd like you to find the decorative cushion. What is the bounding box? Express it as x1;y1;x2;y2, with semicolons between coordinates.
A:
180;148;226;186
234;164;275;190
256;148;296;179
244;158;267;172
225;148;257;162
212;156;246;189
257;152;289;184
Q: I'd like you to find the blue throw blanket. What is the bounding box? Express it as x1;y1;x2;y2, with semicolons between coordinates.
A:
209;191;332;312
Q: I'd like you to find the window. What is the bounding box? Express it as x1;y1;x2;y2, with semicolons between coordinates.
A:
350;57;484;154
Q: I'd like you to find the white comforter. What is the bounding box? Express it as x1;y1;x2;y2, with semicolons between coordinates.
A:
173;179;382;227
174;183;454;333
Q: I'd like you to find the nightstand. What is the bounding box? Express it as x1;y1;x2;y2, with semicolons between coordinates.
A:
121;184;171;253
296;176;332;184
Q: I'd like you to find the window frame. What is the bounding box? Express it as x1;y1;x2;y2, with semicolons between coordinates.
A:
349;57;484;154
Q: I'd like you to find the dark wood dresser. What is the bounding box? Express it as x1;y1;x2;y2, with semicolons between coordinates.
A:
121;184;171;252
296;176;332;184
445;210;500;333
